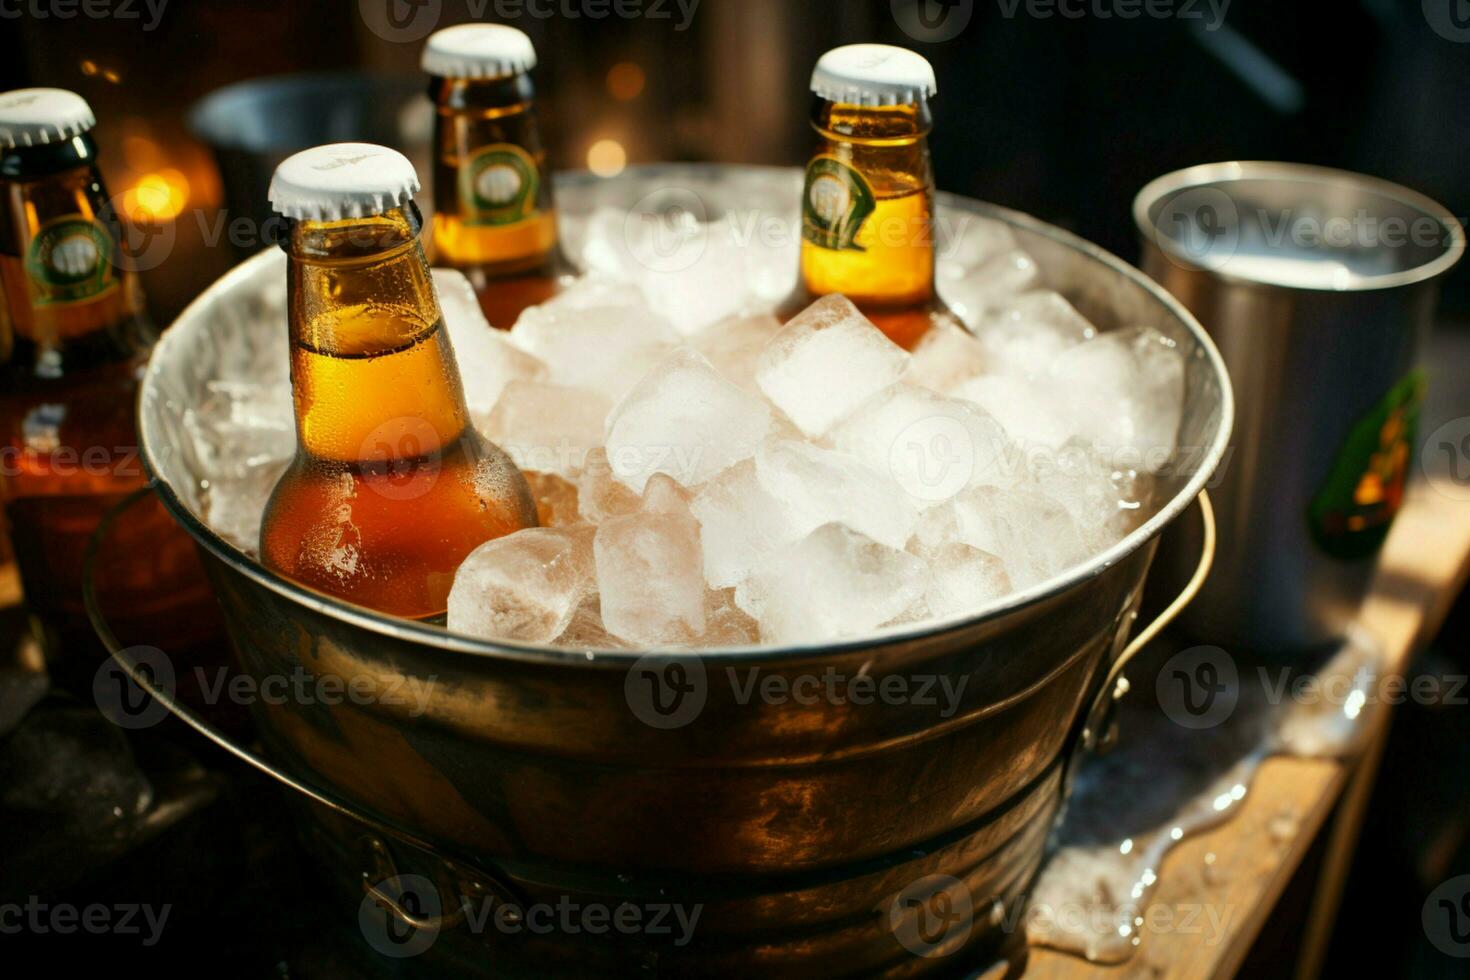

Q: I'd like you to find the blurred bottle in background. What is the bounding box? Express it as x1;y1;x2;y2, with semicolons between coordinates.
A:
423;24;571;329
778;44;954;350
0;87;220;691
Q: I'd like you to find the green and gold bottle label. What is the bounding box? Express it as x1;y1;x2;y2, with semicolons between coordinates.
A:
458;143;541;227
23;215;116;306
1308;370;1425;560
802;155;877;252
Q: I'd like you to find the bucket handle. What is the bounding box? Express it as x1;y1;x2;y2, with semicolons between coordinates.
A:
1081;488;1217;752
82;485;525;932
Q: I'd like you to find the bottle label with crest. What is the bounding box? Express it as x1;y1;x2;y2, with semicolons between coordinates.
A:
23;215;117;305
458;143;541;227
802;155;877;252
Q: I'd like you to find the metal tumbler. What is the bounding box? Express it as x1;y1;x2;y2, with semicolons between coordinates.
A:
1135;161;1464;653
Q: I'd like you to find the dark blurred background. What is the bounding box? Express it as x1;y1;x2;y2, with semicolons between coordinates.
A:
2;0;1468;322
2;2;1468;976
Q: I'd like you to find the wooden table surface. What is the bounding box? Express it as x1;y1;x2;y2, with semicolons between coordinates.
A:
1025;478;1470;979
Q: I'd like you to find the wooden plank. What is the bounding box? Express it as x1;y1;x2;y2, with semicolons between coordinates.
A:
1026;480;1470;978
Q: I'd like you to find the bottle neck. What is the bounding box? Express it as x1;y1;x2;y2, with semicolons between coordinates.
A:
797;97;937;310
430;74;560;273
282;204;471;464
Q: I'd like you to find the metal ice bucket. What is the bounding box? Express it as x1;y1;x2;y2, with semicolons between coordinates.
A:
91;165;1231;976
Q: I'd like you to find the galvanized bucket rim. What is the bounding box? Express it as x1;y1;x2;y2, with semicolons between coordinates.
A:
141;162;1235;667
1134;159;1468;293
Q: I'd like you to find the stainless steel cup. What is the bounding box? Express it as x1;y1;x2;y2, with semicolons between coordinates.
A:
1136;162;1464;653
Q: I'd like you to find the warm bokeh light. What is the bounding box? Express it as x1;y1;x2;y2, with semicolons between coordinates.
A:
606;62;645;101
120;168;190;222
80;60;97;75
587;138;627;178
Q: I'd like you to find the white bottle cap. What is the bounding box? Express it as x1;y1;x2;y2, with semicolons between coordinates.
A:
268;143;421;222
421;24;537;79
810;44;937;107
0;88;97;150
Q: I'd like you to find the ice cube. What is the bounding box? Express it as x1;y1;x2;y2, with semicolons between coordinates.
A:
691;312;781;393
483;381;610;476
183;377;296;553
1048;326;1184;472
970;291;1094;381
1031;440;1148;551
941;250;1041;325
433;269;548;416
754;295;909;437
581;206;756;333
632;216;753;334
523;470;581;527
183;378;295;481
575;448;642;523
922;543;1013;619
689;460;799;589
604;347;772;494
754;439;918;550
829;384;1021;506
906;319;988;393
922;486;1090;590
594;475;707;645
936;217;1019;272
447;526;596;644
553;593;626;650
696;588;761;647
950;374;1072;451
509;294;676;404
205;458;290;555
739;523;929;645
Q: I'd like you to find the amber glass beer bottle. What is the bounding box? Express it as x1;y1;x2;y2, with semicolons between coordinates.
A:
777;45;952;350
0;87;216;685
422;24;569;328
260;143;538;620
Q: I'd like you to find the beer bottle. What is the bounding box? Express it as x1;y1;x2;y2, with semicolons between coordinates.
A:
260;143;538;620
0;87;217;685
422;24;570;329
777;45;952;350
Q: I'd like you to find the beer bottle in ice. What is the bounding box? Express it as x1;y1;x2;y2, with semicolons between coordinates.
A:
777;44;953;349
422;24;570;328
260;143;538;620
0;87;216;685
